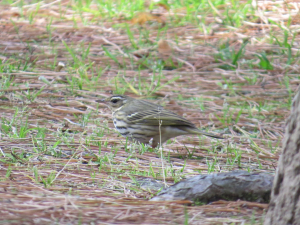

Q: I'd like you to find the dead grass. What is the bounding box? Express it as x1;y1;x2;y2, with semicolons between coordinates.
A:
0;0;298;224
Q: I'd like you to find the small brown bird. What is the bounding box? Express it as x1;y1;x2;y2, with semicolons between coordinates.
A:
98;95;223;148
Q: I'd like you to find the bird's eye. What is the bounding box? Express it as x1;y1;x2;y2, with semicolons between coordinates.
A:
111;99;119;104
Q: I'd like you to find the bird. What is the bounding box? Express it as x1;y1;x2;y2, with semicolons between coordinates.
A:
97;95;223;148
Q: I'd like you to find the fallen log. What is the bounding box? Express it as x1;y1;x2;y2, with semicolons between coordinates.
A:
151;170;274;203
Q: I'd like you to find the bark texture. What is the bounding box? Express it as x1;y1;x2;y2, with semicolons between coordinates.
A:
151;170;273;203
264;89;300;225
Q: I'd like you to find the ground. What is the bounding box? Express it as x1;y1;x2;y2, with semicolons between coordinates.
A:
0;0;298;224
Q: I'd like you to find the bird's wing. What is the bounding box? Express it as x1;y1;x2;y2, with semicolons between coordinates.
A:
127;108;196;127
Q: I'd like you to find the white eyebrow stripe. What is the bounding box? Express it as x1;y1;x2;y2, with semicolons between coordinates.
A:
111;96;124;100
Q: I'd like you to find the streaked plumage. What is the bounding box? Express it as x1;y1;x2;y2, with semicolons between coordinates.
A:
98;95;223;148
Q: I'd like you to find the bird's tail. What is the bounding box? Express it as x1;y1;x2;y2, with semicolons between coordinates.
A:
186;127;224;139
196;130;224;139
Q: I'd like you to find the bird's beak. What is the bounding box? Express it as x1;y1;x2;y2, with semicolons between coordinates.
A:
96;98;106;103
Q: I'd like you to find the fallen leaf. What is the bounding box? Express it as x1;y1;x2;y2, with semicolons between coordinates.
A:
130;12;165;25
55;62;65;72
130;12;155;25
158;39;172;55
156;3;170;11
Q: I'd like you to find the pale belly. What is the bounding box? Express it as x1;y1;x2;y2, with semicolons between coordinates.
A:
113;118;189;147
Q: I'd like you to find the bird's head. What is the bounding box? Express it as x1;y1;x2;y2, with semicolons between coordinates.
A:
97;95;133;112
